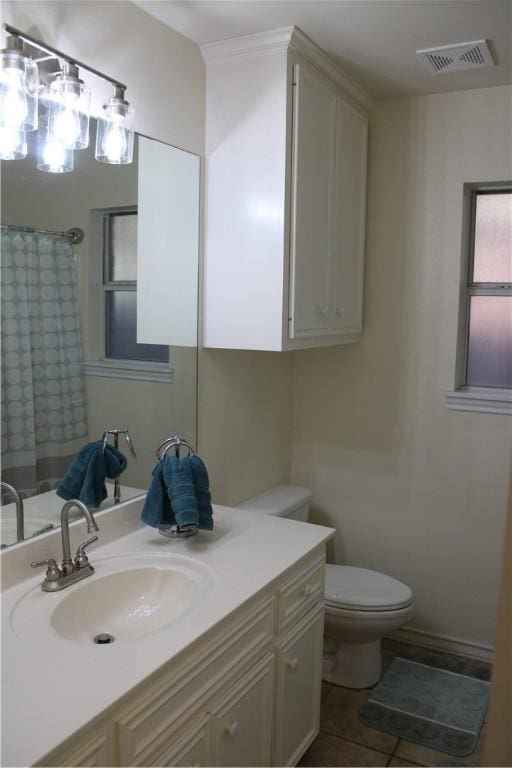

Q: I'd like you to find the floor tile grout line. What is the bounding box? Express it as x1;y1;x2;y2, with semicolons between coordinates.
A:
390;741;425;767
319;724;397;757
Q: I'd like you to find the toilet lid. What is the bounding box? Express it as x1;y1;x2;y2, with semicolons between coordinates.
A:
324;565;413;611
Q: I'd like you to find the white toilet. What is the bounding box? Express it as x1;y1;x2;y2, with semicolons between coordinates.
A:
238;484;414;689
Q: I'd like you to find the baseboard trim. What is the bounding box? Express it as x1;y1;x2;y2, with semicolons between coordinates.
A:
387;626;494;663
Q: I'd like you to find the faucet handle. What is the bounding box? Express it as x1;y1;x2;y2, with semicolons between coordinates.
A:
31;558;61;582
74;536;98;569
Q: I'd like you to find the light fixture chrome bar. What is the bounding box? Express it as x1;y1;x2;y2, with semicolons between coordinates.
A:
4;23;126;89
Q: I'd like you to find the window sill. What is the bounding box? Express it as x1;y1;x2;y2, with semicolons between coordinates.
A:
445;386;512;415
83;360;173;384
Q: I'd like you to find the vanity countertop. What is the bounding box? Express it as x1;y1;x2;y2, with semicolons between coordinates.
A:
1;499;334;767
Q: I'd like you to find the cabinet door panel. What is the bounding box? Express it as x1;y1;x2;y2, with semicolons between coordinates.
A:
151;716;210;767
274;603;324;767
332;98;368;333
210;654;274;767
47;730;115;767
289;62;337;339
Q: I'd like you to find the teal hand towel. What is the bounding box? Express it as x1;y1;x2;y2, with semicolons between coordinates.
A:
57;440;127;508
162;455;199;529
190;455;214;531
141;461;174;527
141;454;214;531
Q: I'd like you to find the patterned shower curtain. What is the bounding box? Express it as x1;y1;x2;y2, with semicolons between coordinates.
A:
1;226;88;497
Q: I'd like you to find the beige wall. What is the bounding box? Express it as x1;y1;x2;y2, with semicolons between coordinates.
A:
198;349;294;506
292;85;512;651
484;476;512;765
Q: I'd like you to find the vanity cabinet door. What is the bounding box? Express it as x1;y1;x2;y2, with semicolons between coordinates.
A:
43;728;115;767
209;653;274;767
149;715;210;767
274;602;324;767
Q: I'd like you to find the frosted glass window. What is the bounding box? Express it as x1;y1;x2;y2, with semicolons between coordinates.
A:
102;207;168;364
107;212;137;282
473;193;512;284
466;296;512;388
105;292;168;363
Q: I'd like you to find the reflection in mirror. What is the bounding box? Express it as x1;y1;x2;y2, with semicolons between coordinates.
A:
1;122;200;548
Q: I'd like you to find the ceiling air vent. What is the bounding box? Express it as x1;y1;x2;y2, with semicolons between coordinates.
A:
417;40;494;74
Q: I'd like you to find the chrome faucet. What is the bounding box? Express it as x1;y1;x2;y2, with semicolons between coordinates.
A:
31;499;99;592
60;500;99;576
1;481;24;543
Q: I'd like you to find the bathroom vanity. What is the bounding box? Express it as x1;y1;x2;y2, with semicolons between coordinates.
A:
1;498;334;767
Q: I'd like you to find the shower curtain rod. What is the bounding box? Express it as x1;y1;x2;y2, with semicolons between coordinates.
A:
1;224;84;245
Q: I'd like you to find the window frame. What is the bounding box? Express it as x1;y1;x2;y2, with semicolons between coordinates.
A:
446;183;512;415
83;206;172;384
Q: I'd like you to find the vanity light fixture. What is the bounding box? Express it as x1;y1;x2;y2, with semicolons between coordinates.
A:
0;33;38;158
0;34;38;131
0;24;134;170
95;84;134;164
37;113;73;174
47;62;90;150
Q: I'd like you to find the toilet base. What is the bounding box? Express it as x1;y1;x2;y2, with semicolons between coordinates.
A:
322;639;381;689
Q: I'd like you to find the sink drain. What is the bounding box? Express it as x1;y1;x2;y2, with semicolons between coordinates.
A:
94;633;115;644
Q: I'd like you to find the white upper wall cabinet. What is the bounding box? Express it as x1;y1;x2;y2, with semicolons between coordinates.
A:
202;27;373;351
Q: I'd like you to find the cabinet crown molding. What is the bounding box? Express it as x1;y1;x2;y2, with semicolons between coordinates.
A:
200;25;376;111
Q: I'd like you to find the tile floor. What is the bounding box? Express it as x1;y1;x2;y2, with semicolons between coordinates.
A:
298;639;491;768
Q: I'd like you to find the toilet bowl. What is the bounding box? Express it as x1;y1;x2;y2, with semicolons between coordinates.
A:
323;564;414;688
238;484;414;689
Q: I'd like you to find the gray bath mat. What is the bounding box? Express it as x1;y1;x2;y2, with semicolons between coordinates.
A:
359;657;489;757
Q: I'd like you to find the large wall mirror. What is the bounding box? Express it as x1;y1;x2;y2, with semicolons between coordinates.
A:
1;122;200;548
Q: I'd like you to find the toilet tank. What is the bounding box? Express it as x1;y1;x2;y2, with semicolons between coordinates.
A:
238;484;312;522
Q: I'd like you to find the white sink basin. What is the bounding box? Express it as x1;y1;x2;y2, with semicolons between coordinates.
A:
10;554;213;645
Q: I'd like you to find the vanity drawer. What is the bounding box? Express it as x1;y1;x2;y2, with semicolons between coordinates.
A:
277;553;325;632
116;594;274;766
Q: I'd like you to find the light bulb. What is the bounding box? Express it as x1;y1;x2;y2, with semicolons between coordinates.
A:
95;85;134;165
0;67;28;128
43;138;66;172
47;64;90;150
37;116;73;174
0;125;26;159
103;117;127;163
52;104;81;146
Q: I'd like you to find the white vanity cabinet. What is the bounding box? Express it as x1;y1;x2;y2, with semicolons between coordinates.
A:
153;715;210;767
209;653;275;766
202;26;372;352
39;549;326;768
44;729;116;767
275;604;325;766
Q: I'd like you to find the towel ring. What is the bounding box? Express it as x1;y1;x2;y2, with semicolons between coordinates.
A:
102;428;137;457
158;523;198;539
101;427;136;506
156;436;196;461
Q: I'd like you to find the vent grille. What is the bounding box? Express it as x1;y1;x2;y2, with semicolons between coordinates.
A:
417;40;494;74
